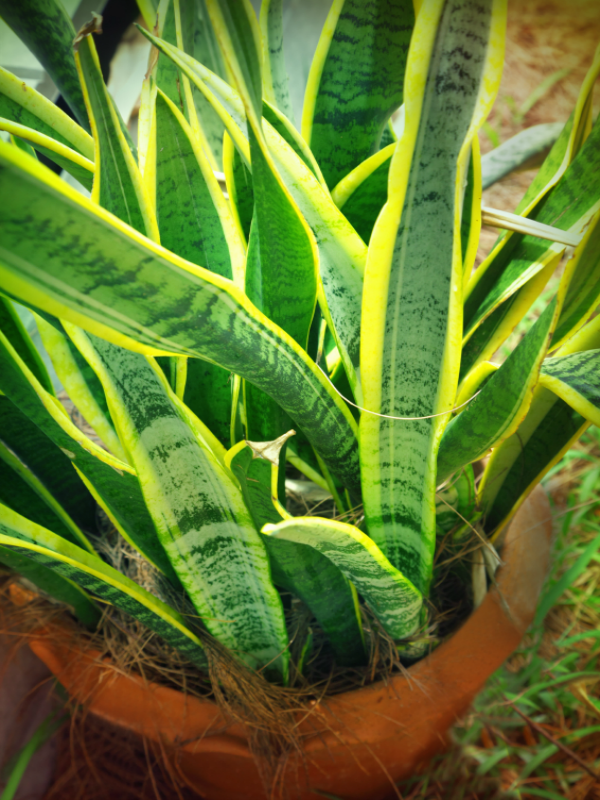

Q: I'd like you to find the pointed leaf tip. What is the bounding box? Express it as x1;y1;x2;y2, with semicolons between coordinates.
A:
246;429;296;465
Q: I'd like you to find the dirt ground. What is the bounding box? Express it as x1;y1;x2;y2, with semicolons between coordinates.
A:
479;0;600;258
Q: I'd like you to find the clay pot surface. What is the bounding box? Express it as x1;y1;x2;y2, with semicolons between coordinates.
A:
30;487;553;800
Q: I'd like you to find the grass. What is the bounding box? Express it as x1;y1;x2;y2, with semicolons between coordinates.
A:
398;425;600;799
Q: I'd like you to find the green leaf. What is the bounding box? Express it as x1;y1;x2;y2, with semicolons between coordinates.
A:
438;298;559;483
244;124;318;441
0;503;207;669
0;141;361;499
481;122;564;189
302;0;414;189
206;0;263;127
262;101;323;183
464;116;600;341
0;324;177;580
260;0;294;124
359;0;503;592
223;131;254;243
479;316;600;530
463;45;600;343
0;295;53;394
331;144;393;245
0;117;94;190
0;544;101;628
262;532;367;667
262;517;422;641
539;349;600;426
0;0;90;130
154;88;245;443
35;314;125;460
225;440;283;531
0;437;92;550
70;330;290;678
551;213;600;349
0;396;96;533
75;33;158;240
191;0;229;169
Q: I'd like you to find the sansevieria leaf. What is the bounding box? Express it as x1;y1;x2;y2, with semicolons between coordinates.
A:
0;143;361;498
479;315;600;532
75;32;158;241
0;396;96;532
0;324;178;578
0;0;90;130
0;295;53;394
0;543;101;629
539;350;600;426
260;0;294;124
0;503;207;669
35;314;125;460
68;329;290;678
262;517;422;641
0;66;94;160
302;0;415;189
360;0;504;592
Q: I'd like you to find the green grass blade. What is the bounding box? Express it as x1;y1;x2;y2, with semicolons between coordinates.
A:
0;544;101;628
0;710;67;800
71;330;290;678
302;0;414;189
262;517;422;641
0;504;207;669
0;140;361;499
534;531;600;627
360;0;503;592
0;0;89;130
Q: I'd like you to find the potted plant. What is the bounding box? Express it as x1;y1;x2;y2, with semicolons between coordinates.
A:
0;0;599;797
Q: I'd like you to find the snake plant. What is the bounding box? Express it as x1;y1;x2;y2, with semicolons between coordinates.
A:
0;0;599;683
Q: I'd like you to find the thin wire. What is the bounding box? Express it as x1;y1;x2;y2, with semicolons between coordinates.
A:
316;364;481;421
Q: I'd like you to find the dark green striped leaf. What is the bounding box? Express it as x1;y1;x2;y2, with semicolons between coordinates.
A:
0;326;177;581
262;533;367;667
260;0;294;123
0;0;89;130
0;295;53;394
438;298;559;483
223;132;254;243
0;543;101;628
0;67;94;159
0;504;207;669
464;117;600;339
0;396;96;533
262;517;422;641
75;34;157;240
0;142;360;499
360;0;501;593
551;214;600;349
244;124;318;441
36;315;124;459
302;0;414;189
540;349;600;425
71;331;289;678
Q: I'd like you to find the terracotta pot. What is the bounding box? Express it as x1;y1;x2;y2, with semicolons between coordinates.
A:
30;487;552;800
